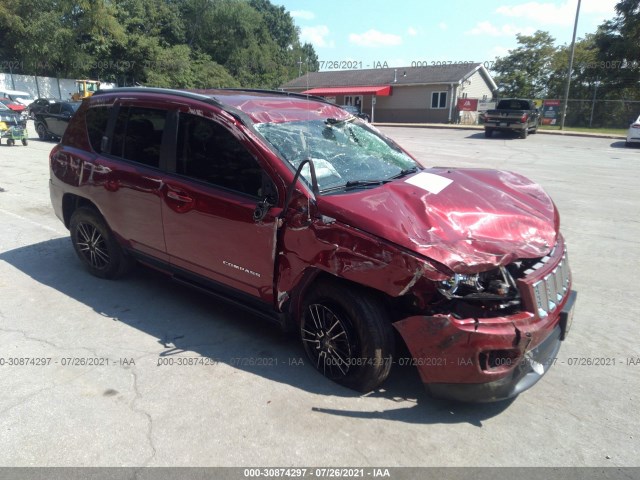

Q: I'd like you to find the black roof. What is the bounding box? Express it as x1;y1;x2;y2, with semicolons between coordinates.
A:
281;63;488;89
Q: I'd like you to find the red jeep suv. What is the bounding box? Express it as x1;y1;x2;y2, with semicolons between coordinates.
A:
49;87;576;402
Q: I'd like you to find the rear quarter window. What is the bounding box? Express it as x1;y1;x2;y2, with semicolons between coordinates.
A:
85;106;110;153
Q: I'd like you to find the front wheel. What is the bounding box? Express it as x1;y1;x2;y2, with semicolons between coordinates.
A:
70;207;133;279
520;127;528;139
300;280;394;392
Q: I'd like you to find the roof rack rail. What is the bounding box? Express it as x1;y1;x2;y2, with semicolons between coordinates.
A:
218;87;330;104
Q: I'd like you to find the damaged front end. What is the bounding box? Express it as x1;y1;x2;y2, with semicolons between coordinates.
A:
254;112;576;402
394;239;576;402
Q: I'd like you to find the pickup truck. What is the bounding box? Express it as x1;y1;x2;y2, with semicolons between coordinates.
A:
483;99;540;139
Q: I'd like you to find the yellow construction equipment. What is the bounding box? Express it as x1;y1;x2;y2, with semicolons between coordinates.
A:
71;80;101;101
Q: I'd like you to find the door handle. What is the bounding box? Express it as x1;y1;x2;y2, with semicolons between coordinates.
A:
167;191;193;203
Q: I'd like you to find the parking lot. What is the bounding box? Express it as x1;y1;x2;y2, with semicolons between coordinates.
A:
0;125;638;467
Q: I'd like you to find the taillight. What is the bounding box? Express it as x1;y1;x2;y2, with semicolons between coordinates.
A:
521;113;528;123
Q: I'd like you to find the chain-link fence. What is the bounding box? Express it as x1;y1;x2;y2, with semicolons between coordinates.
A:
563;99;640;129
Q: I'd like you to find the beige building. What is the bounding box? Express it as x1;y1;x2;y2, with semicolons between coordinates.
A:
280;63;497;123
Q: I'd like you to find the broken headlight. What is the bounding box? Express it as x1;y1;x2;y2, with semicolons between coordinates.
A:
437;267;517;301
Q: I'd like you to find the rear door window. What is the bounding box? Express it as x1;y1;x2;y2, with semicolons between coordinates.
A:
111;107;167;168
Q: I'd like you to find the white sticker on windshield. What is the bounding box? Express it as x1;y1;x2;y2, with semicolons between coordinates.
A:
405;172;453;194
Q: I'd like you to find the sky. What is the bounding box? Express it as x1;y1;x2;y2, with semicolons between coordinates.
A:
273;0;619;71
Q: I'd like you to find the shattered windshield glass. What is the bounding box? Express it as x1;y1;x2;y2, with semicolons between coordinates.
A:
255;118;419;193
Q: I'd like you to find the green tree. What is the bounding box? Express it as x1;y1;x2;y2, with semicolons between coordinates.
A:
144;44;238;88
0;0;317;89
594;0;640;95
546;34;600;99
249;0;319;75
492;30;557;98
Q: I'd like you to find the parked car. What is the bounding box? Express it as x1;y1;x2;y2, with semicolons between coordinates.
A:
626;115;640;147
49;87;576;402
34;101;81;140
0;97;26;113
28;97;58;119
0;89;34;106
340;105;370;122
483;99;540;138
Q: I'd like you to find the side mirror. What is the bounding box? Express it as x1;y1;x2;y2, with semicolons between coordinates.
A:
253;195;275;222
279;158;319;221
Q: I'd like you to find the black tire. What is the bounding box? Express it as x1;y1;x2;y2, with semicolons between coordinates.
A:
300;280;394;392
520;127;528;139
531;121;538;134
70;207;133;279
484;128;493;138
22;138;28;146
7;138;15;146
36;123;47;140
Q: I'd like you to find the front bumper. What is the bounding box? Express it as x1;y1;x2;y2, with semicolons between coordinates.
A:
394;243;576;402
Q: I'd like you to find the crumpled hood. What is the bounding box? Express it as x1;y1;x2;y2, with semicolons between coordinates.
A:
317;168;558;273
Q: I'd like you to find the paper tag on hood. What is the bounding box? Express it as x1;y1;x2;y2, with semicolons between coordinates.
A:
405;172;453;194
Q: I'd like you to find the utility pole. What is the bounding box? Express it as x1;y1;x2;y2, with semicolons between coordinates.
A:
560;0;581;130
589;80;599;128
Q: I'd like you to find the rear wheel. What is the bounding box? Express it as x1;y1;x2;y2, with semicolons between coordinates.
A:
70;207;133;279
484;128;493;138
300;280;394;392
7;138;15;146
22;138;28;146
36;123;47;140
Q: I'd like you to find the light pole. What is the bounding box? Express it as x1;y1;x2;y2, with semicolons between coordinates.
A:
560;0;581;130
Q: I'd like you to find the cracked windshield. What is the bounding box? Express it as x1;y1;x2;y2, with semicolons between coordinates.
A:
256;118;418;192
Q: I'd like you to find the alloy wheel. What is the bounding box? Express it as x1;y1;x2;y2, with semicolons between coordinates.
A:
75;222;111;270
302;304;354;379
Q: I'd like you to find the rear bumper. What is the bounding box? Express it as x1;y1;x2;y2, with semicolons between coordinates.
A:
49;178;65;225
485;122;527;132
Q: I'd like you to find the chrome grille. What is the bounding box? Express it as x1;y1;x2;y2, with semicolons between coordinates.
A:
531;252;571;317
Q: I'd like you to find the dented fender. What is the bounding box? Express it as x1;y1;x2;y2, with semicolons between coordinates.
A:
275;208;449;311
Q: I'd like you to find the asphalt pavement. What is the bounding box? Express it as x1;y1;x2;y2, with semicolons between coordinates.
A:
0;124;638;468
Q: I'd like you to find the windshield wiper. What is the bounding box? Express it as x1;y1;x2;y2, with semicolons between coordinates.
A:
389;166;419;179
319;167;420;194
320;179;389;194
